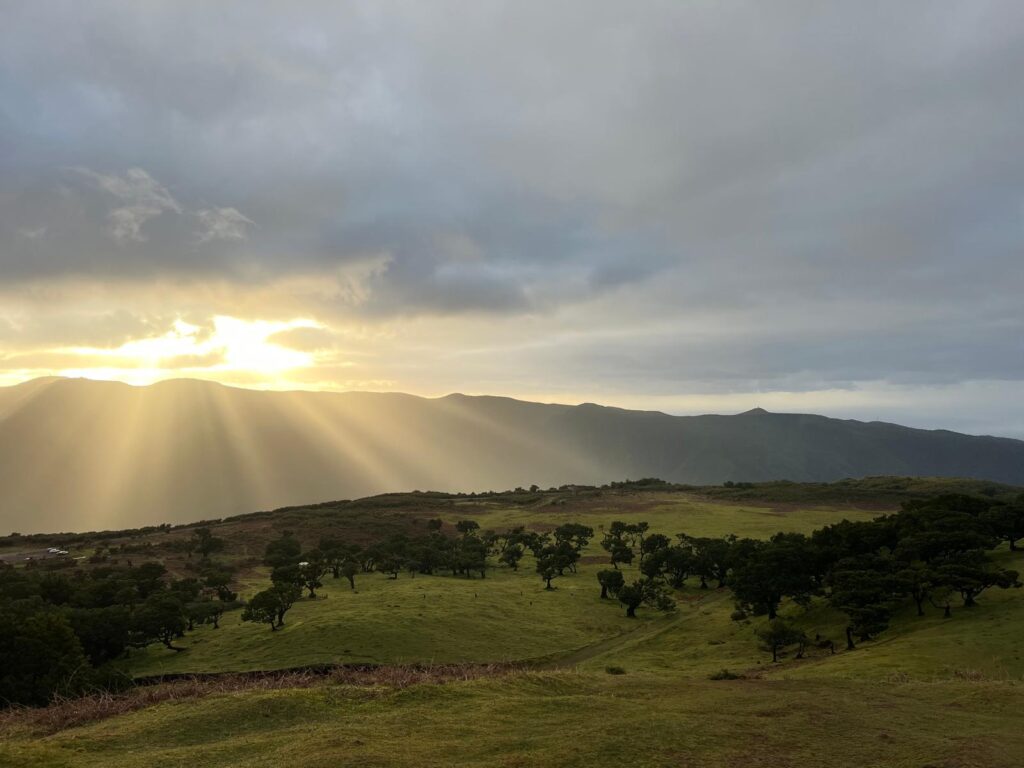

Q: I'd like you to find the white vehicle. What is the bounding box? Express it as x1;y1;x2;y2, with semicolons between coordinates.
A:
47;547;61;554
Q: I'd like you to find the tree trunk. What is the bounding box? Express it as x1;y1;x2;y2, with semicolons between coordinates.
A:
771;645;778;663
699;577;708;590
913;595;925;616
600;585;608;599
545;577;553;590
626;604;637;618
845;626;855;651
767;605;778;620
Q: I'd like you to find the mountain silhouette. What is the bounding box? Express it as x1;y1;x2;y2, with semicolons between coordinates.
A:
2;377;1022;533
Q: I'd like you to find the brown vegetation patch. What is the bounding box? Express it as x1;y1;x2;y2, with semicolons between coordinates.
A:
0;662;520;736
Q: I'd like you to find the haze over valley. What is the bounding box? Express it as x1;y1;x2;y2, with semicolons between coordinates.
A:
3;376;1023;534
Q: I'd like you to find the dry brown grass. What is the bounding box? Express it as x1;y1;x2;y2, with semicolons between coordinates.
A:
0;662;519;736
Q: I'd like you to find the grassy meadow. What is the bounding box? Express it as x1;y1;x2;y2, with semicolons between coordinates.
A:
126;494;881;676
4;483;1024;767
7;675;1024;768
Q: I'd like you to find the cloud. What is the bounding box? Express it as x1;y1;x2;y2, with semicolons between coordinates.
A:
196;207;254;243
106;205;160;242
0;2;1022;434
76;167;180;212
267;326;340;352
74;167;182;242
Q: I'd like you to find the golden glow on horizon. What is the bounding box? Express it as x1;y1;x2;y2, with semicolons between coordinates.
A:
54;315;322;387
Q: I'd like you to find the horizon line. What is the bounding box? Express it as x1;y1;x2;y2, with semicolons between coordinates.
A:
3;374;1020;442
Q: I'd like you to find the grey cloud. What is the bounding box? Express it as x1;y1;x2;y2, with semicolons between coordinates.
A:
0;1;1022;404
196;207;254;244
74;167;182;242
0;165;259;279
0;310;179;350
17;226;47;240
535;326;1024;394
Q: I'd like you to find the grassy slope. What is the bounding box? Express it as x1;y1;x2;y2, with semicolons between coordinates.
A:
573;554;1024;682
5;489;1024;768
128;565;649;674
6;675;1024;768
127;495;878;676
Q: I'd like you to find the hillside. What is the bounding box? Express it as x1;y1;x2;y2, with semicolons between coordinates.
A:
3;377;1024;533
3;484;1024;767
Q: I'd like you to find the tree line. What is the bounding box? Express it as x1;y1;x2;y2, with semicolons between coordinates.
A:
0;527;234;706
588;494;1022;660
242;520;604;628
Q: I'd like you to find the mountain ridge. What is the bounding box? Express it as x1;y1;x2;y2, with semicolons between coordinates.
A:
2;376;1023;534
6;376;1017;440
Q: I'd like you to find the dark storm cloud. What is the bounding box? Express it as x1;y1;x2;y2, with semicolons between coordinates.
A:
0;0;1022;396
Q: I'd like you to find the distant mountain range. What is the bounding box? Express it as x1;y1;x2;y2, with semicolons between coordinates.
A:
2;377;1023;534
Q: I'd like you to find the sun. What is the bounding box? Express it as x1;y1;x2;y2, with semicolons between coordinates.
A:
208;316;313;374
56;315;322;387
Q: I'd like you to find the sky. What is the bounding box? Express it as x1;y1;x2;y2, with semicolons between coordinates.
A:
0;1;1022;437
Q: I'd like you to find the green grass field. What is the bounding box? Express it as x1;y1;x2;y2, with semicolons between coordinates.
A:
127;564;653;675
4;489;1024;767
465;493;881;539
126;496;882;676
6;674;1024;768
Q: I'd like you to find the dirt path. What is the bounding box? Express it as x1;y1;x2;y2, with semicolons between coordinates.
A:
540;589;730;670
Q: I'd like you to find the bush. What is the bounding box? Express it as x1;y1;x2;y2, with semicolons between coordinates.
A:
604;666;626;675
0;611;92;706
730;609;748;621
709;668;744;680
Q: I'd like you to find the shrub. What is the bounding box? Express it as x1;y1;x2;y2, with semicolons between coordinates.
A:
709;668;744;680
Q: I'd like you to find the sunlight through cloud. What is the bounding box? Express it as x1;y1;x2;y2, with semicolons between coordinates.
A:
57;315;323;386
